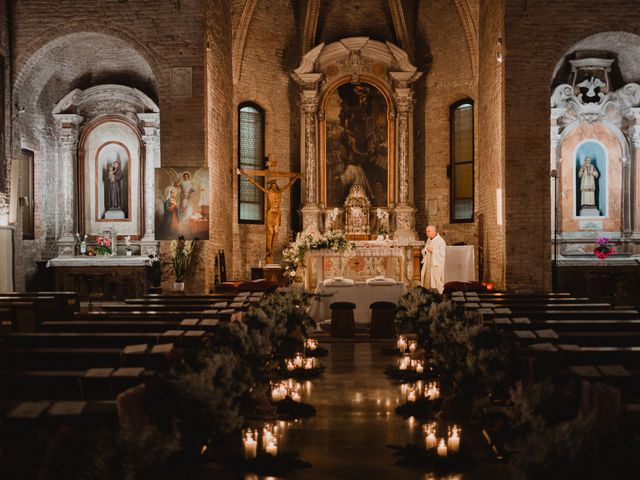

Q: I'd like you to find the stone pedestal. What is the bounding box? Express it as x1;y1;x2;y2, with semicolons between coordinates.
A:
393;205;416;242
579;206;601;217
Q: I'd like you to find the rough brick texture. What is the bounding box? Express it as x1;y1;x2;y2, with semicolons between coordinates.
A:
206;0;235;288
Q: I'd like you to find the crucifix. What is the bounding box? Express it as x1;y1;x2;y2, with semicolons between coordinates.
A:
237;155;301;264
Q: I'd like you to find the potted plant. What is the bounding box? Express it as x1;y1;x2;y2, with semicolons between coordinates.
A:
167;236;201;291
593;236;615;260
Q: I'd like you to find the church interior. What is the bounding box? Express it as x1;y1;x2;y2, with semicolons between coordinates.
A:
1;0;640;478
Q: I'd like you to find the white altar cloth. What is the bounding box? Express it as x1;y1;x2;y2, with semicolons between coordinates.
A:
444;246;475;283
310;280;407;325
47;256;152;268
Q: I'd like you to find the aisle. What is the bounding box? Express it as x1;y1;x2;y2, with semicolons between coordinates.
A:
282;342;424;480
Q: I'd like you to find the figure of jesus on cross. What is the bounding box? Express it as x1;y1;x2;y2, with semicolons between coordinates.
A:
237;157;300;264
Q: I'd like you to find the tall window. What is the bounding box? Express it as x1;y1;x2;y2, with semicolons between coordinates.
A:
238;103;265;223
450;100;474;222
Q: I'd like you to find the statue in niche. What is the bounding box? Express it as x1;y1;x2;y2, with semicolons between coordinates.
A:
578;156;599;212
107;158;123;210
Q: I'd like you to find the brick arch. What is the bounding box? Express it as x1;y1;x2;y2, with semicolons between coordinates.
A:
14;24;162;92
551;31;640;88
452;0;478;78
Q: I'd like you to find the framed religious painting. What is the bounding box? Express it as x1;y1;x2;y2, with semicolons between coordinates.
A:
155;167;209;240
321;80;393;208
78;117;143;236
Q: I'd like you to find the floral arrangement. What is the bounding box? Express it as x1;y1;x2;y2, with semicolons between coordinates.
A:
168;236;201;282
282;230;353;279
376;208;390;235
593;236;615;259
95;235;112;256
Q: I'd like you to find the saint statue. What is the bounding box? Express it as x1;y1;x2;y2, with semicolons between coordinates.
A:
238;168;300;264
578;156;599;208
108;159;123;210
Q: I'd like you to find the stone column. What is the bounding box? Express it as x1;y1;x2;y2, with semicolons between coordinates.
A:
299;82;322;233
53;114;83;256
629;114;640;239
392;86;416;242
138;113;160;255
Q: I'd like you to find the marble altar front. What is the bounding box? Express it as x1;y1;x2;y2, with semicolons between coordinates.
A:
47;256;151;300
303;241;406;289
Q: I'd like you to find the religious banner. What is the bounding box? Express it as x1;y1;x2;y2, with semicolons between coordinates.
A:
154;167;209;240
324;81;389;207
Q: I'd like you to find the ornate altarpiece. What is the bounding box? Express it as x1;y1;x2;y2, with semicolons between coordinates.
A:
292;37;423;242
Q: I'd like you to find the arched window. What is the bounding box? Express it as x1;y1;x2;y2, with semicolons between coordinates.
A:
450;100;474;222
238;103;265;223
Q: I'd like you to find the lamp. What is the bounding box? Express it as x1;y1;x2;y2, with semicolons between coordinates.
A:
551;169;559;292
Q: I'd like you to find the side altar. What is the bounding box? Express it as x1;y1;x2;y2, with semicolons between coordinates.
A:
47;256;151;300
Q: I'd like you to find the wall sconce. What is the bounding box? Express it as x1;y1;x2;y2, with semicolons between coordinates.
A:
18;196;30;208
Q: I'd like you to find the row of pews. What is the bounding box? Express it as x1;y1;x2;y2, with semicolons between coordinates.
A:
452;290;640;412
0;290;263;478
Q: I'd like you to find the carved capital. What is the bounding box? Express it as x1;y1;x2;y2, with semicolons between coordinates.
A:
301;94;319;114
394;88;415;113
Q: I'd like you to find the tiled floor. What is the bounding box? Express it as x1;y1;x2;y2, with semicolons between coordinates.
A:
202;342;510;480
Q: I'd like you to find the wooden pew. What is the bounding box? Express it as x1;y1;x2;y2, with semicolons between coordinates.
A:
39;320;179;333
0;292;79;320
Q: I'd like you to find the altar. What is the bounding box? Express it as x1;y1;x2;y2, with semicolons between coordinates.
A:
303;241;406;289
47;256;151;300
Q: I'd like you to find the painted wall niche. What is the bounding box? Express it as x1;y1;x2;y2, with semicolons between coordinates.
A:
80;117;142;236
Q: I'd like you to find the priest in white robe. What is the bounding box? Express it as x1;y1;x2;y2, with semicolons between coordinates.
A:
421;225;446;293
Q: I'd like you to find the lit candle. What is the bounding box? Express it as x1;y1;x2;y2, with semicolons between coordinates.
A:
400;383;409;399
407;388;417;403
397;336;407;353
409;340;417;353
437;438;447;458
291;390;301;402
306;338;318;351
266;440;278;457
262;428;273;449
425;432;437;450
416;361;424;374
294;353;304;368
304;357;314;370
399;359;407;371
448;426;461;453
244;437;257;460
286;360;295;371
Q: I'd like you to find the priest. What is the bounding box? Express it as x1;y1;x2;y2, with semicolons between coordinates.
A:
421;225;446;293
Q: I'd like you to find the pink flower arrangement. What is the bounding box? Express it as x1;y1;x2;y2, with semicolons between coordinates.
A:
96;235;112;256
593;237;615;260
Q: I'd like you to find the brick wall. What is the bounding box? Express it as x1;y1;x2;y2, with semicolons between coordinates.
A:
415;0;479;251
477;0;505;287
206;0;234;288
230;0;300;279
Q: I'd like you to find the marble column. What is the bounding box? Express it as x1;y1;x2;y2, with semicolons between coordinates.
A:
53;114;83;256
300;89;322;233
629;117;640;239
393;87;416;242
138;113;161;255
